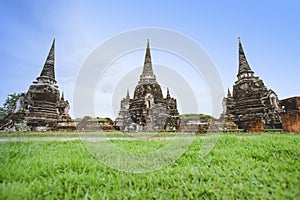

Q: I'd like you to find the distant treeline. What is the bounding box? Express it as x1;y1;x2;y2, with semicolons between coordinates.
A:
180;113;214;121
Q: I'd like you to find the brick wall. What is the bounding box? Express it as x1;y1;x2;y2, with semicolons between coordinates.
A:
280;97;300;133
280;111;300;133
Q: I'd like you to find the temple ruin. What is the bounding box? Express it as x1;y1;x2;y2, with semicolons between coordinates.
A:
280;97;300;133
0;40;71;131
222;38;282;132
1;37;298;133
115;40;181;131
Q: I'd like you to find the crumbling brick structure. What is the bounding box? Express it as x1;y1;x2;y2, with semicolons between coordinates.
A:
222;38;282;132
280;97;300;133
115;40;180;131
0;40;72;131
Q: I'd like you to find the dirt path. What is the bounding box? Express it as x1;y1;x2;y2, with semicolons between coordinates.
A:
0;137;185;142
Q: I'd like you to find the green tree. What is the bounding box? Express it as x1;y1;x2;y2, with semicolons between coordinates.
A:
0;107;5;120
0;93;22;120
181;113;214;121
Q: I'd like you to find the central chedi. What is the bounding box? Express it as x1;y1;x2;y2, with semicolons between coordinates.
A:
115;40;180;131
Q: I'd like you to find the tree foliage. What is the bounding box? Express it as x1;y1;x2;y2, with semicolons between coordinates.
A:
180;113;214;121
0;93;22;120
0;107;5;121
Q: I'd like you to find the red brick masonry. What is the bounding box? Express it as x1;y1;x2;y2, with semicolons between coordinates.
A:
280;96;300;133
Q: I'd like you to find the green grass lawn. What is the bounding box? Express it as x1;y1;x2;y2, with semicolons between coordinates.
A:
0;133;299;199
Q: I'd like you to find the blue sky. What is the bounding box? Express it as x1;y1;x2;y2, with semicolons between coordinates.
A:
0;0;299;118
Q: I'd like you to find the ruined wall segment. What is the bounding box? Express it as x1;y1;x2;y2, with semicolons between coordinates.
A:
280;97;300;133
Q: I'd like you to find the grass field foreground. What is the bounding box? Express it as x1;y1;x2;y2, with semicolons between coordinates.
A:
0;133;299;199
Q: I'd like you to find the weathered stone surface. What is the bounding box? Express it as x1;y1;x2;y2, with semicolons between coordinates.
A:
115;40;181;131
280;97;300;133
114;90;132;130
0;40;73;131
222;38;282;132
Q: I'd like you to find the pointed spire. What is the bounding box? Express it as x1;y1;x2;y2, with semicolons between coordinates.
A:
166;88;171;98
40;39;55;80
61;92;65;101
144;39;152;64
138;39;157;85
126;89;130;99
227;88;232;97
238;37;253;77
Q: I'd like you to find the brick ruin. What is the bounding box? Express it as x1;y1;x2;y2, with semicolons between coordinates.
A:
76;116;114;130
115;40;181;131
0;40;72;131
222;38;282;132
280;97;300;133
